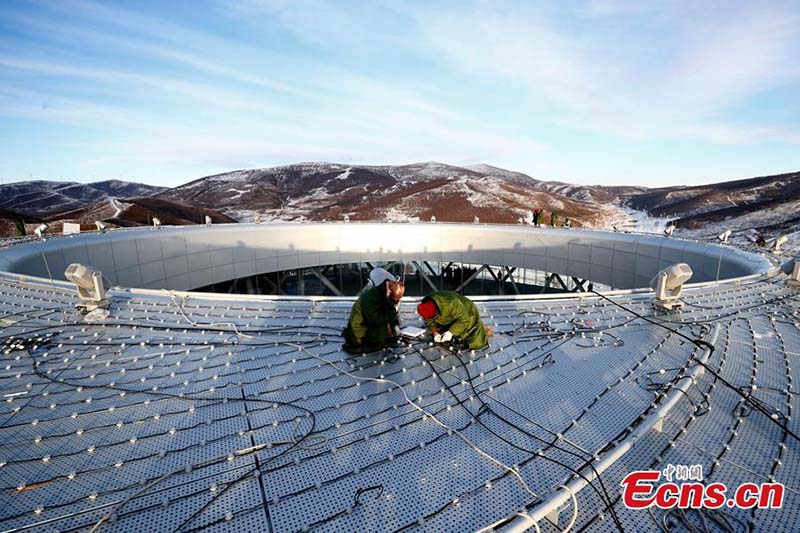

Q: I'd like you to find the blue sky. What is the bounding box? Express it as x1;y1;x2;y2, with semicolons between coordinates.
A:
1;0;799;187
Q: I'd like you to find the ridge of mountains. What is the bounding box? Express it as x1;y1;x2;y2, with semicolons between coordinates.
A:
1;163;798;245
0;179;166;218
155;161;628;226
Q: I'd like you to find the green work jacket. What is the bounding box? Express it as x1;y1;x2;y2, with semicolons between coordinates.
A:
423;291;489;349
342;281;399;353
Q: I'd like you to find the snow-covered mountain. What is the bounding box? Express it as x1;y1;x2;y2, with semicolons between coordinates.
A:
0;179;166;218
626;171;800;226
158;161;618;226
46;196;236;231
468;164;647;204
2;164;799;256
616;170;800;257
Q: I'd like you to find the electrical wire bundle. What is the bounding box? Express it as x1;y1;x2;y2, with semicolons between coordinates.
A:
1;279;798;533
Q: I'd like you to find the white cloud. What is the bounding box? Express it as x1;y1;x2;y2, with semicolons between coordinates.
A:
2;0;799;185
415;1;800;145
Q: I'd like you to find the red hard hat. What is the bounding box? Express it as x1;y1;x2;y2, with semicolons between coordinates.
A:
417;299;437;319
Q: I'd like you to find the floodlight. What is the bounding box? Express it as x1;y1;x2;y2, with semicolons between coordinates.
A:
718;229;732;243
650;263;693;311
34;224;49;239
343;214;350;223
772;235;789;252
64;263;110;312
95;221;108;232
430;216;436;223
782;258;800;288
664;225;676;237
473;216;480;224
369;267;397;287
204;215;212;225
152;217;162;228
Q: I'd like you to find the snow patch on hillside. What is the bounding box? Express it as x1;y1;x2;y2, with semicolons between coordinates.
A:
334;168;352;181
384;207;420;223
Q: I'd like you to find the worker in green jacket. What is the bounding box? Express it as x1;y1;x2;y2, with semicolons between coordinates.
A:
342;278;405;354
416;291;493;350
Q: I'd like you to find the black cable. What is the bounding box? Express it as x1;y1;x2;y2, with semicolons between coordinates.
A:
655;290;799;325
590;289;800;445
15;335;320;532
444;343;626;533
679;297;725;311
408;340;625;533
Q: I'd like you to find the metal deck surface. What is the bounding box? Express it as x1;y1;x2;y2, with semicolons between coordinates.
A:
0;271;798;533
0;217;800;532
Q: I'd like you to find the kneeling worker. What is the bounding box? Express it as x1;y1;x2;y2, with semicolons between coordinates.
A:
416;291;492;350
342;276;405;354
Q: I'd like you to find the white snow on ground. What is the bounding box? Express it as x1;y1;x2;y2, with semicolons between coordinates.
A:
109;198;123;218
383;207;420;222
334;167;352;181
675;199;800;260
222;209;259;223
224;188;249;198
613;205;672;233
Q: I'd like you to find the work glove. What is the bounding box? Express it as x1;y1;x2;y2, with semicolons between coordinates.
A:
434;331;453;343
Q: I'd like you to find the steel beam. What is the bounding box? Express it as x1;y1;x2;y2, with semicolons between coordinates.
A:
503;267;520;294
455;264;488;292
412;261;438;292
422;261;438;277
571;277;587;292
551;273;569;291
308;267;343;296
259;273;283;295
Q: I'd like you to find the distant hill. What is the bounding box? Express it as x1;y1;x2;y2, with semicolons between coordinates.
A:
0;179;166;218
43;196;236;233
157;161;617;226
625;171;800;230
2;165;798;250
468;163;647;204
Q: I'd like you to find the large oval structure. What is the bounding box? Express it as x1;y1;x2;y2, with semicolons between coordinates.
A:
0;223;772;290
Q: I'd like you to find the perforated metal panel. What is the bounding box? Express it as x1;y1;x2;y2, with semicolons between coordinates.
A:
0;228;797;532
